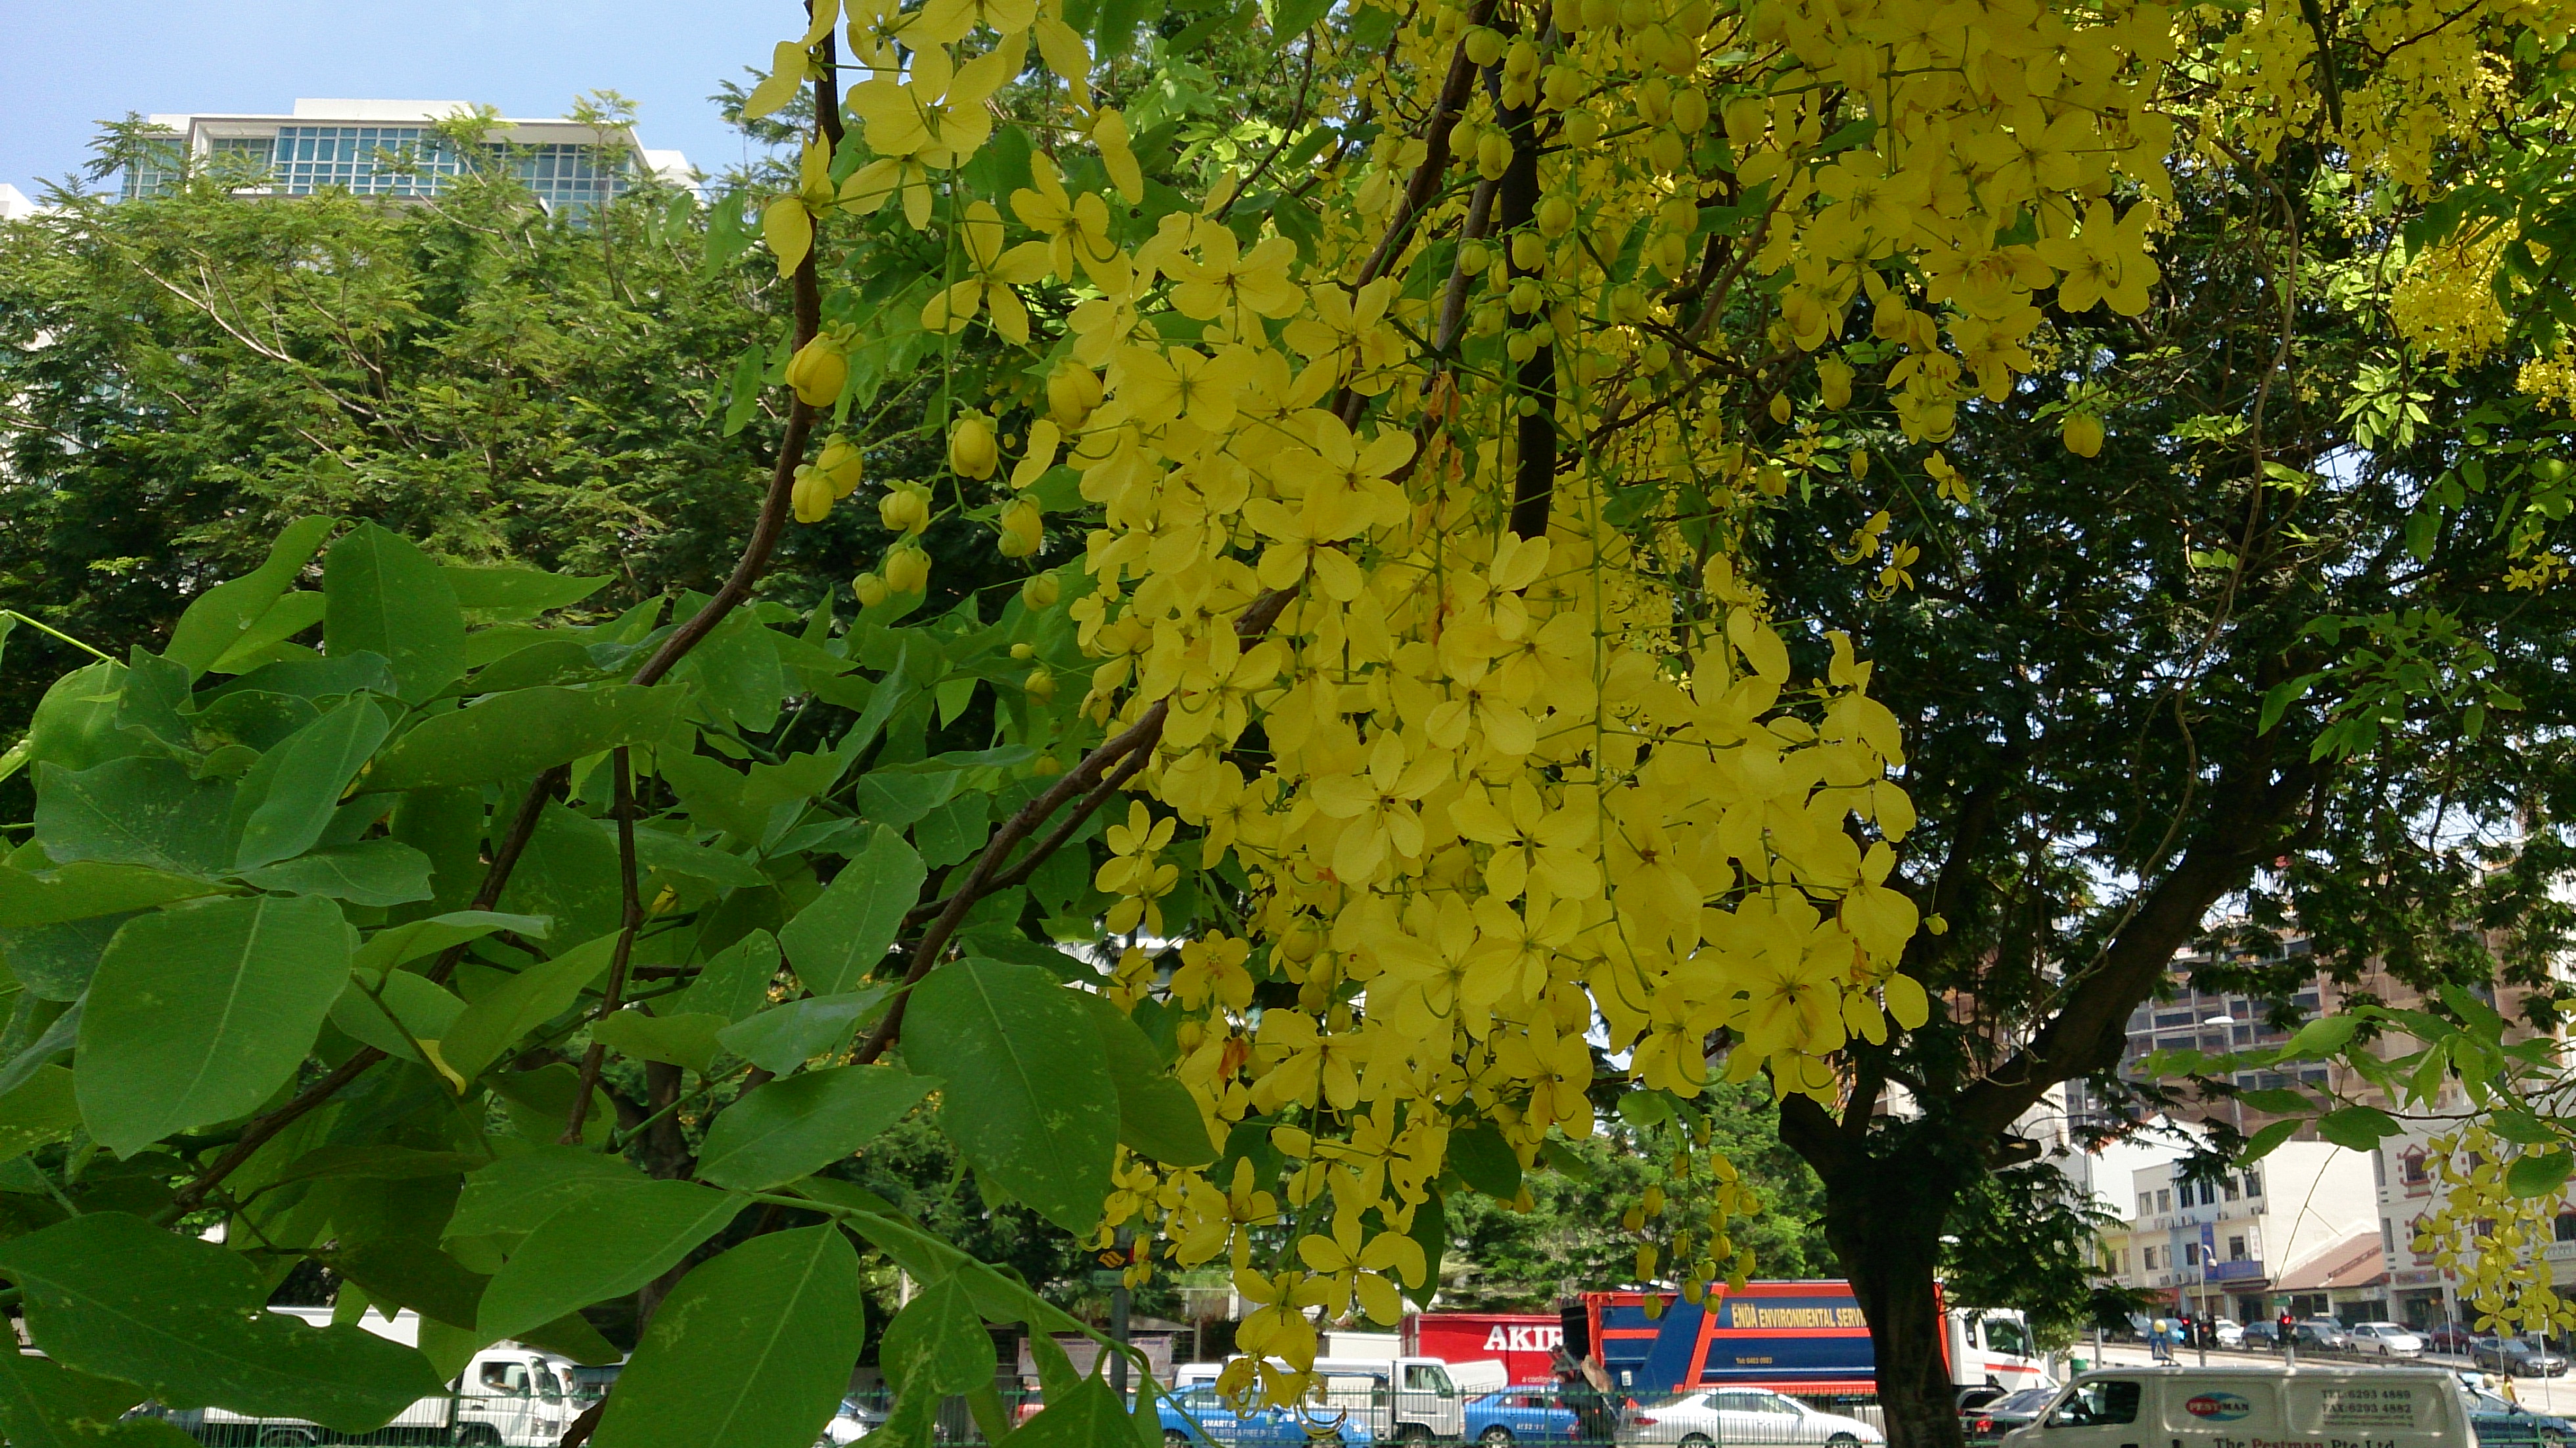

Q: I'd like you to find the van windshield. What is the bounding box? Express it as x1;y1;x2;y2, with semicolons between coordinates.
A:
2046;1381;2140;1428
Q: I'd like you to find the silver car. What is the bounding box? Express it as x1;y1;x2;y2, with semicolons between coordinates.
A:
1619;1389;1885;1448
2350;1323;2426;1357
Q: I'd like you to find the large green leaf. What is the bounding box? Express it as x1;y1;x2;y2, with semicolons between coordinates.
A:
589;1010;729;1075
331;970;468;1063
778;826;925;995
230;698;392;872
244;839;435;906
323;523;466;704
1074;994;1215;1167
477;1179;745;1339
696;1065;936;1191
448;1147;647;1239
0;1212;444;1430
367;686;687;792
672;607;787;734
0;1066;82;1165
0;1336;177;1448
717;990;885;1076
1448;1120;1522;1199
33;758;235;877
879;1275;995;1395
77;894;353;1154
905;962;1117;1233
672;930;782;1022
206;593;329;675
593;1225;865;1448
0;911;141;1000
437;931;618;1082
164;516;337;677
444;566;612;620
1002;1378;1138;1448
494;805;622;957
21;662;140;776
0;863;221;930
351;910;551;977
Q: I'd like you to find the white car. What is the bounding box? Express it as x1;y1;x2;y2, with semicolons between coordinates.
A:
1618;1389;1885;1448
2352;1322;2427;1357
2212;1318;2245;1348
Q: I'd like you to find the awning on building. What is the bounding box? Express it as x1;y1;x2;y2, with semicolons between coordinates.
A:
2274;1232;2387;1294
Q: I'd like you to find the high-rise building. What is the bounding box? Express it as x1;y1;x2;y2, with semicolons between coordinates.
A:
118;100;691;210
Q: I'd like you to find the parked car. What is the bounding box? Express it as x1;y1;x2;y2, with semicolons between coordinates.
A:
1956;1387;2009;1414
2469;1388;2573;1446
2351;1323;2428;1357
819;1396;888;1447
2211;1317;2245;1348
1465;1386;1603;1444
2473;1338;2571;1378
2240;1321;2282;1349
1160;1384;1377;1448
2293;1322;2352;1352
2429;1327;2479;1354
1960;1388;2058;1446
1617;1389;1884;1448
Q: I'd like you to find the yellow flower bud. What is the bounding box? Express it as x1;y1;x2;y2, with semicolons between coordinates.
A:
1021;572;1061;608
1816;355;1854;409
879;486;931;535
1024;666;1056;701
2062;412;2105;457
1458;238;1492;275
851;571;890;607
1463;25;1504;65
1671;91;1709;133
1769;392;1793;424
996;497;1043;557
1047;360;1102;428
885;545;931;595
792;464;833;524
1537;194;1576;237
784;336;847;407
949;414;999;479
1477;132;1513;179
818;434;865;497
1562;112;1605;148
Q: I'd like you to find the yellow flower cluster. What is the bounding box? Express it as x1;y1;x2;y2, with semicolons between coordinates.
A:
731;0;2576;1391
2409;1127;2576;1337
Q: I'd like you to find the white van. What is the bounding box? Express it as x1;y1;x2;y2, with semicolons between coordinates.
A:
194;1310;587;1446
1948;1310;2054;1394
1176;1357;1466;1441
2000;1365;2472;1448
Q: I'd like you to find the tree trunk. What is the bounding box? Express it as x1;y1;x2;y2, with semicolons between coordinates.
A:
1786;1100;1971;1448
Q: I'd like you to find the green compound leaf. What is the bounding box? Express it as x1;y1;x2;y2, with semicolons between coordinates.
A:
76;894;352;1155
594;1225;865;1448
696;1065;936;1192
906;961;1116;1234
0;1213;443;1430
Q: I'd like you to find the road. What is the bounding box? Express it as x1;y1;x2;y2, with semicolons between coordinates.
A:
2078;1339;2576;1414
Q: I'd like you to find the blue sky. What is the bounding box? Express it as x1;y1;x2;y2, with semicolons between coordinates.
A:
0;1;792;197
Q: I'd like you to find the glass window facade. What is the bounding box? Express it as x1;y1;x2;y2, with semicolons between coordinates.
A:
126;124;638;210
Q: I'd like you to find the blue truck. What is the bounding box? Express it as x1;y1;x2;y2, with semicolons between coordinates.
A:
1575;1284;2051;1397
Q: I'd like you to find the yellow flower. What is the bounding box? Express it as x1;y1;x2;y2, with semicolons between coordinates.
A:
1168;221;1305;321
921;200;1051;344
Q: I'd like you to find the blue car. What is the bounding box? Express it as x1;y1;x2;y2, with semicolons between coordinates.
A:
1159;1384;1375;1447
1465;1387;1592;1445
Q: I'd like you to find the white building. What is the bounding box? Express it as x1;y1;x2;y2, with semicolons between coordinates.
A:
0;184;37;221
116;99;691;208
2098;1141;2380;1326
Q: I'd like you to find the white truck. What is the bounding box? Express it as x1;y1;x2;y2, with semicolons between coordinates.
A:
2000;1365;2472;1448
1176;1357;1468;1443
183;1309;589;1447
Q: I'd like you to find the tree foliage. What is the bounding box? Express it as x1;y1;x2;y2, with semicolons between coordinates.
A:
1;0;2571;1446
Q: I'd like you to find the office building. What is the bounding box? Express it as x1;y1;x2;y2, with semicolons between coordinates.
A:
117;99;690;210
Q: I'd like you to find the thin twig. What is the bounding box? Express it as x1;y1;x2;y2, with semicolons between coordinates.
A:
564;747;643;1143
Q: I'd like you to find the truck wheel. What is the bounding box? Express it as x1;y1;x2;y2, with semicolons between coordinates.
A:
1680;1436;1713;1448
1398;1429;1433;1446
1480;1429;1515;1445
456;1426;503;1447
256;1430;315;1448
1829;1436;1861;1448
1164;1433;1189;1448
